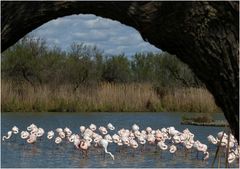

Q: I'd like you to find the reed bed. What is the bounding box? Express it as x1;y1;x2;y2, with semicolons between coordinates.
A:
1;80;220;113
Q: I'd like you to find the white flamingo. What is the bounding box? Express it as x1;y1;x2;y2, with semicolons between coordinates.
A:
56;128;63;133
107;123;115;130
79;126;86;134
12;126;19;134
104;134;113;143
27;124;37;131
203;151;209;160
47;131;54;140
2;131;13;141
158;141;168;150
55;137;62;144
36;128;44;138
21;131;30;139
228;151;237;163
89;124;97;131
207;135;218;145
99;126;108;135
59;131;66;139
64;127;72;137
169;145;177;153
99;139;114;160
27;134;37;144
132;124;139;131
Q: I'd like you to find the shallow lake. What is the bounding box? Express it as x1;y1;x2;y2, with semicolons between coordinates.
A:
1;112;239;168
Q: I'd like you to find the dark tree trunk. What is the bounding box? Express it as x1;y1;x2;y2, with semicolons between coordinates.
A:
1;1;239;141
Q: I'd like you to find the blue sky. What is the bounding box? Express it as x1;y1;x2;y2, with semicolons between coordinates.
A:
30;14;161;56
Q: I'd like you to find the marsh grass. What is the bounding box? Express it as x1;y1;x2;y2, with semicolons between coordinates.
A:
1;80;220;113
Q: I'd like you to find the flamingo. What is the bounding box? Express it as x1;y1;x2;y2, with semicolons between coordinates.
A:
203;151;209;160
93;135;103;146
99;139;114;160
158;141;168;150
130;139;138;156
21;131;30;139
99;126;108;135
155;132;164;142
107;123;115;131
146;127;152;134
172;135;181;144
138;136;146;145
12;126;19;134
147;134;155;144
121;136;130;146
112;134;120;144
134;130;141;138
27;124;37;131
79;126;86;134
59;131;66;139
30;126;38;135
83;135;92;145
68;134;77;143
168;127;180;136
104;134;113;143
77;139;89;158
169;145;177;154
2;131;13;141
207;135;218;145
27;134;37;144
83;128;93;137
89;124;97;131
64;127;72;137
132;124;139;131
47;131;54;140
56;128;63;133
55;137;62;144
228;151;237;164
36;128;44;138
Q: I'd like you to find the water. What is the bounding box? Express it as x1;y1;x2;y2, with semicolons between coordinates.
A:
1;112;239;168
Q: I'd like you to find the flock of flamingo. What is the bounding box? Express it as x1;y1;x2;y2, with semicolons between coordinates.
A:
2;123;239;165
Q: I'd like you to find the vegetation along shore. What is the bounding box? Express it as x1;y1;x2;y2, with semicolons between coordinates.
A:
1;36;220;113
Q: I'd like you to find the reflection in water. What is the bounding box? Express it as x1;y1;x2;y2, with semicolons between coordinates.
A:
1;112;239;168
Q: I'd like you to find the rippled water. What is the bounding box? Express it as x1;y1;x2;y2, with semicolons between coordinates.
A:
1;112;239;168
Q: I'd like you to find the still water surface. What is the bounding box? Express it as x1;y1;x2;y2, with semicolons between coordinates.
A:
1;112;239;168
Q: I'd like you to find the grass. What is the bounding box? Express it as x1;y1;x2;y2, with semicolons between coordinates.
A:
1;80;220;113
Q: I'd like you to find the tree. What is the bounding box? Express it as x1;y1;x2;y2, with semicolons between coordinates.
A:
102;54;132;83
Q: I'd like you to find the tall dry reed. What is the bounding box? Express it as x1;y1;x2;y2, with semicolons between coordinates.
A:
1;80;220;113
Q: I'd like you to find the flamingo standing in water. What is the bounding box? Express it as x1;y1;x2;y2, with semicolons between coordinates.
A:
157;141;168;151
79;126;86;134
21;131;30;139
107;123;115;131
207;135;218;145
99;139;114;160
2;126;19;141
99;126;108;135
89;124;97;131
2;131;13;141
47;131;54;140
169;145;177;154
129;139;138;156
76;139;89;158
12;126;19;134
27;134;37;144
55;137;62;144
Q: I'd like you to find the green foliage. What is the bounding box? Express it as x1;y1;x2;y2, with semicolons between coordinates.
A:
1;35;203;89
102;54;132;83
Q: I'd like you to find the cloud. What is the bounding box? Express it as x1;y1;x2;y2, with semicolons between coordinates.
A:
30;14;161;56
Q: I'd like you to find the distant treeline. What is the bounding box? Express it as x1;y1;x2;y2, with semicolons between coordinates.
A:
1;36;203;90
1;36;220;113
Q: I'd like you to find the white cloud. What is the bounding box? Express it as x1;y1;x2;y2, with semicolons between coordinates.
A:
30;14;161;56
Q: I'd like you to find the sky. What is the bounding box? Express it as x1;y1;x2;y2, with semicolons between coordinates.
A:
30;14;161;56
